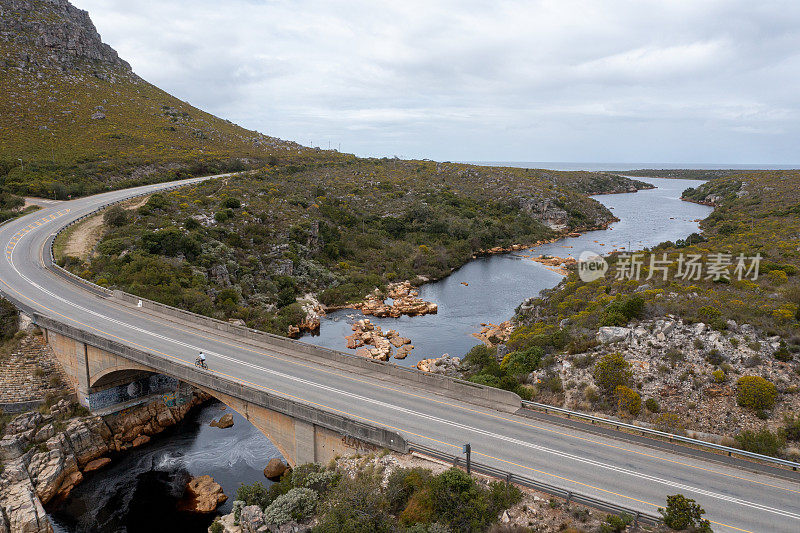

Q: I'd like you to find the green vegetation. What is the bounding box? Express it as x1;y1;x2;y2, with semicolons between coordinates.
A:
734;428;786;457
235;461;522;532
736;376;778;411
592;353;633;396
659;494;712;532
615;385;641;416
461;344;540;401
510;170;800;365
599;513;633;533
64;160;636;334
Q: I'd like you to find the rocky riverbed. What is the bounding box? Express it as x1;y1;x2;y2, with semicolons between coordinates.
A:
0;394;206;533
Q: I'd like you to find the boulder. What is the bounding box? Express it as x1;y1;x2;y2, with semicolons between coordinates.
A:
596;327;631;344
130;435;150;447
1;483;52;533
210;413;234;429
26;448;79;502
0;434;28;462
240;505;266;533
394;345;413;359
178;475;228;513
263;458;289;480
82;457;111;473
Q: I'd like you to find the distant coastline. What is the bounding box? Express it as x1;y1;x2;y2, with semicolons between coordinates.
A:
463;161;800;172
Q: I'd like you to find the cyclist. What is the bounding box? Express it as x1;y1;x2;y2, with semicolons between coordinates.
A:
195;351;207;369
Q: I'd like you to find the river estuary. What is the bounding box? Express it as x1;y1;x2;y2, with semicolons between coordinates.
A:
49;176;712;531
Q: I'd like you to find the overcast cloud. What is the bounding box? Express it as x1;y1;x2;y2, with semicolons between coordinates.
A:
71;0;800;164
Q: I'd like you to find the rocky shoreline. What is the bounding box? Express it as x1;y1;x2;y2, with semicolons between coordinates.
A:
0;393;207;532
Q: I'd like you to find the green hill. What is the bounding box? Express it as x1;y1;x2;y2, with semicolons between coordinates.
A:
0;0;340;199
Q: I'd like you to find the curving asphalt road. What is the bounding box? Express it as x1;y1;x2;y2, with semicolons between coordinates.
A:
1;177;799;532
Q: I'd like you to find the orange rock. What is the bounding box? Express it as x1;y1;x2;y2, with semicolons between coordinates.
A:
83;457;111;473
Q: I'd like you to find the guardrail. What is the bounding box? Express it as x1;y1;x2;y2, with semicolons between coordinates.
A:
522;400;800;471
409;443;662;526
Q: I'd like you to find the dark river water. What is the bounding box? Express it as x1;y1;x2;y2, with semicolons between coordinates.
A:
49;402;281;532
48;176;712;532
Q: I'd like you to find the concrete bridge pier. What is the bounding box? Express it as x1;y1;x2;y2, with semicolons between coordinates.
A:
206;388;384;466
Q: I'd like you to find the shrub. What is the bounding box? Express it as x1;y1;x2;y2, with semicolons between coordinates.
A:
603;295;645;324
654;413;684;434
593;353;633;396
784;414;800;441
103;205;128;227
501;346;543;376
235;481;272;509
232;500;245;525
697;305;721;322
658;494;712;532
222;196;242;208
615;386;641;416
263;487;317;525
209;520;223;533
705;349;724;366
315;474;394;533
645;398;660;413
734;429;786;457
599;513;633;533
711;369;725;383
0;298;19;340
736;376;778;410
427;468;508;532
385;467;433;515
299;470;339;495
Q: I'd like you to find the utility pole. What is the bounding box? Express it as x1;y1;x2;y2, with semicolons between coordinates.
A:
17;158;23;172
462;443;471;474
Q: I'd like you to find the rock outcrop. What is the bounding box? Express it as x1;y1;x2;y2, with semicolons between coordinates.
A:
178;475;227;513
0;394;204;533
358;281;437;318
210;413;234;429
416;354;461;375
346;319;413;361
535;316;800;439
472;321;514;347
0;0;131;74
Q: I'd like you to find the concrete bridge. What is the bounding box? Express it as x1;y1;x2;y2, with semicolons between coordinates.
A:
2;177;800;532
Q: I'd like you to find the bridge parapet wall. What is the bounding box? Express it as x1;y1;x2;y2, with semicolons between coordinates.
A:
111;290;521;412
35;313;408;464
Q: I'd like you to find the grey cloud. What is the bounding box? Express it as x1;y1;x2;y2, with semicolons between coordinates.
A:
71;0;800;163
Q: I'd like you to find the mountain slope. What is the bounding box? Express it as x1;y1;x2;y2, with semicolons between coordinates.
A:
0;0;339;197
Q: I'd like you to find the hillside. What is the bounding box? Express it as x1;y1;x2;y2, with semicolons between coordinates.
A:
0;0;342;199
58;159;647;335
460;170;800;456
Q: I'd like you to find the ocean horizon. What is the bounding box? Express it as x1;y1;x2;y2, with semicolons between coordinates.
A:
465;161;800;172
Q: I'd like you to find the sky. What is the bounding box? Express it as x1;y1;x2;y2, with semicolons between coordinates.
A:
72;0;800;164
